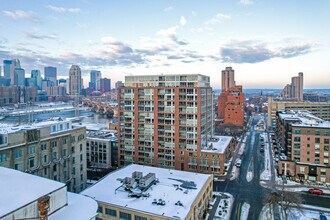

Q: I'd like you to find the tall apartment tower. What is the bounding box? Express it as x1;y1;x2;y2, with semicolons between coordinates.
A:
291;72;303;101
3;59;21;85
90;70;102;91
31;70;42;89
221;67;236;92
118;74;214;173
44;66;57;86
69;65;82;96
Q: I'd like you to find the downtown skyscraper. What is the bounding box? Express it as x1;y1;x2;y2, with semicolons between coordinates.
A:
69;65;82;96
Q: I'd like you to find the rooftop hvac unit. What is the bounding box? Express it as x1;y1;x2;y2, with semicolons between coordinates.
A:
132;171;143;180
123;177;136;189
140;173;156;188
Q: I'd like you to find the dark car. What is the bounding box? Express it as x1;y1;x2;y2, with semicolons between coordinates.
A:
308;188;324;195
260;148;264;152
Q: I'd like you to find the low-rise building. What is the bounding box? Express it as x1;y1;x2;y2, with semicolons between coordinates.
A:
0;118;87;192
82;164;213;220
0;166;97;220
276;110;330;184
267;97;330;129
86;129;118;170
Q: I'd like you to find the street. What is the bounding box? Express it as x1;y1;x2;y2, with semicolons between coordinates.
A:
211;115;330;220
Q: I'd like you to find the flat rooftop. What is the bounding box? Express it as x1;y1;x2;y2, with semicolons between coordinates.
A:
0;167;65;218
278;110;330;128
0;117;72;134
82;164;212;219
87;129;118;142
0;167;97;219
202;136;233;153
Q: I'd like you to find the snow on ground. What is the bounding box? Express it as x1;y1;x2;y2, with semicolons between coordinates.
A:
240;203;250;220
214;193;234;220
246;170;253;182
260;133;272;182
230;166;240;181
238;143;246;155
259;204;274;220
281;205;330;220
277;185;330;194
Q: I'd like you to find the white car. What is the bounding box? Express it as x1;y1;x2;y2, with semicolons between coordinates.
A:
235;159;242;168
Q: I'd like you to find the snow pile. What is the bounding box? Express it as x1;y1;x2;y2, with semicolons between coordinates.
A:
230;166;240;181
240;203;250;220
239;143;246;155
259;204;274;220
260;133;272;181
246;171;253;182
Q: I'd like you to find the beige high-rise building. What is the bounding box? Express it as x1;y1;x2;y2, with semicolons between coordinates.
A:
267;97;330;129
0;118;87;193
69;65;82;96
291;72;303;101
221;67;236;92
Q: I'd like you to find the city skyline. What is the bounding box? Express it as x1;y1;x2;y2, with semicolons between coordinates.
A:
0;0;330;89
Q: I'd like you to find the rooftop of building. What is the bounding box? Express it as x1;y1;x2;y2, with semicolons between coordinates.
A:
0;167;97;219
0;166;64;217
278;110;330;128
0;117;74;135
87;129;118;142
201;136;233;153
82;164;212;219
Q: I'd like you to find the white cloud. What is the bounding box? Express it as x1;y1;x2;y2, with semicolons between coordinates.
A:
239;0;254;5
180;16;187;26
156;26;178;38
206;13;231;25
46;5;81;13
163;6;173;12
3;10;36;20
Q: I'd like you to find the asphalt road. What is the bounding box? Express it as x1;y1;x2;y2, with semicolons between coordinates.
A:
212;115;330;220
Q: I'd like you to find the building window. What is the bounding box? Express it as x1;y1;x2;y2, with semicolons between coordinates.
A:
294;129;301;134
62;138;67;145
95;217;103;220
315;152;320;157
29;157;35;168
43;155;47;163
0;153;7;162
293;137;300;142
51;141;57;148
325;145;329;151
135;216;147;220
325;139;329;144
315;158;320;164
293;143;300;149
14;149;22;159
293;150;300;155
80;154;83;162
97;206;103;213
62;149;67;156
315;144;320;150
120;212;132;220
315;138;320;144
315;130;321;135
41;143;47;151
80;143;83;151
105;208;117;216
28;146;36;154
320;169;326;176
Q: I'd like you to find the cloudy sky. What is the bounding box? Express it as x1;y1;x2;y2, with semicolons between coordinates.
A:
0;0;329;89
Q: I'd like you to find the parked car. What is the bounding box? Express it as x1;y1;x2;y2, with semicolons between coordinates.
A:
308;188;324;195
260;148;264;153
235;159;242;168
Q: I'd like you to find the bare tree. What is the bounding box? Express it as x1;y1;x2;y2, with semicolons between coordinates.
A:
264;185;303;220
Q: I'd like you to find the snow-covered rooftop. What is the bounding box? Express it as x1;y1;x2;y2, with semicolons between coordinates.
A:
87;129;118;142
0;167;65;217
0;118;73;134
48;193;98;220
278;110;330;128
82;164;212;220
202;136;233;153
0;167;97;220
